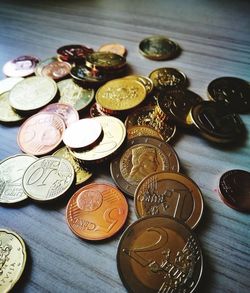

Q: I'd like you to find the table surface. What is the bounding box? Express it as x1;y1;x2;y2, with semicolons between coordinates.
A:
0;0;249;292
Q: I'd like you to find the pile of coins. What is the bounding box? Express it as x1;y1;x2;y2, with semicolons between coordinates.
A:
0;36;249;292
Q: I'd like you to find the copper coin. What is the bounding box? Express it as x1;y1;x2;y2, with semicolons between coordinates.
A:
98;43;127;57
41;103;79;128
57;44;94;63
219;169;250;212
134;171;204;229
41;60;71;80
66;182;128;240
117;216;203;293
3;55;39;77
89;102;109;118
110;136;180;198
208;77;250;113
17;112;65;156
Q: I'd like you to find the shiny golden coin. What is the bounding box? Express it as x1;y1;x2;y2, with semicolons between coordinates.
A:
127;125;163;140
70;116;126;163
0;154;37;203
9;76;57;112
117;216;203;293
53;147;92;185
0;229;27;293
0;77;23;95
85;52;126;71
22;156;75;201
135;172;204;229
96;78;146;111
57;78;95;111
124;75;154;95
98;43;127;57
0;92;24;123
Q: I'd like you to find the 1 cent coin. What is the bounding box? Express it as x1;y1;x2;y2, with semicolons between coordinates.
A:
41;60;71;80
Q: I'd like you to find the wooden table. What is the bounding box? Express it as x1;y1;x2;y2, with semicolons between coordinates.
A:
0;0;249;292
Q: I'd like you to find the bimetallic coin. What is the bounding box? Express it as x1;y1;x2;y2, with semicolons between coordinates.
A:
41;60;71;80
53;147;92;185
0;229;27;292
17;112;65;156
22;156;74;201
57;78;95;111
139;35;180;60
127;125;164;140
134;172;203;229
96;78;146;111
85;52;126;71
63;118;102;149
57;44;94;63
208;77;250;113
219;169;250;213
117;216;203;293
3;55;39;77
110;136;179;198
0;77;23;95
9;76;57;112
66;183;128;240
0;154;37;203
70;116;126;163
149;68;187;90
0;92;24;123
124;75;154;95
98;43;127;57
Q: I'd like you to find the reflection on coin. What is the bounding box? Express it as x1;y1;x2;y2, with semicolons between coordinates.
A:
117;216;203;293
57;44;94;63
98;43;127;57
124;75;154;95
0;92;24;123
17;112;65;156
127;125;163;140
219;169;250;212
86;52;126;71
89;102;109;118
66;182;128;240
22;156;74;201
41;60;71;80
35;57;58;76
110;137;179;198
0;229;27;292
53;147;92;185
0;154;37;203
9;76;57;112
0;77;23;95
134;172;203;229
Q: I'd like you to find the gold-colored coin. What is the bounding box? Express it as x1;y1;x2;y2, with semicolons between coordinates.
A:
0;229;27;293
53;147;92;185
22;156;75;201
0;92;24;123
9;76;57;112
85;52;126;71
127;125;164;140
57;78;95;111
98;43;127;57
0;77;23;95
124;75;154;95
0;154;37;203
96;78;146;111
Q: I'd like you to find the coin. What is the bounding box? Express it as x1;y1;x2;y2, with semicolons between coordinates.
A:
98;43;127;57
17;112;65;156
0;154;37;203
0;229;27;292
23;156;74;201
70;116;126;163
85;52;126;71
35;57;58;76
57;44;94;63
66;182;128;240
96;78;146;111
0;77;23;95
0;92;24;123
57;78;95;111
139;35;180;60
41;103;79;128
3;55;39;77
207;77;250;113
9;76;57;112
110;136;179;198
89;102;109;118
124;75;154;95
41;60;71;80
187;101;245;143
134;171;203;229
127;125;164;140
117;216;203;293
53;147;92;185
63;118;102;149
149;67;187;90
219;169;250;212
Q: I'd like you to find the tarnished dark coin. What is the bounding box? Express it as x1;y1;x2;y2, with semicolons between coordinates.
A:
134;171;203;229
110;136;180;198
139;35;180;60
219;169;250;212
57;44;94;63
117;216;203;293
85;52;126;71
188;101;245;143
208;77;250;113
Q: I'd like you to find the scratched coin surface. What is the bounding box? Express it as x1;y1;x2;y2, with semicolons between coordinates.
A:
0;77;23;95
17;112;65;156
117;216;203;293
0;92;24;123
66;182;128;240
0;229;27;293
0;154;37;203
98;43;127;57
127;125;163;140
9;76;57;112
219;169;250;212
22;156;74;201
135;172;203;229
110;137;179;198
